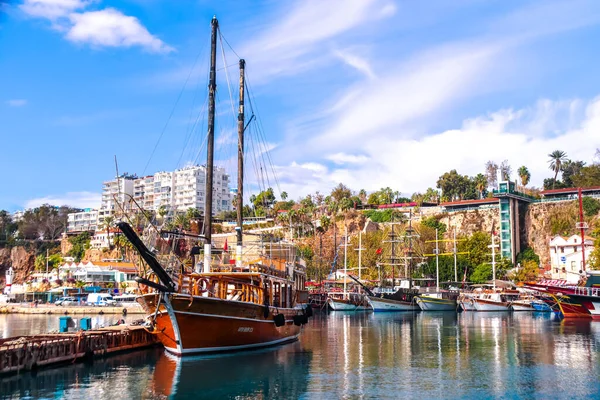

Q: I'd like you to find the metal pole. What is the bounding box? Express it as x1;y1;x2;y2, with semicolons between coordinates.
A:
453;227;458;283
203;16;218;273
344;226;348;298
235;59;245;269
578;188;586;272
492;233;496;290
435;228;439;292
358;230;362;280
46;248;49;276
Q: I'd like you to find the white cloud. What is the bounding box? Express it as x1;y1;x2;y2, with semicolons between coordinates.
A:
275;97;600;199
20;0;89;20
333;49;376;79
20;0;172;53
66;8;174;53
24;191;101;209
6;99;27;106
327;153;368;165
240;0;395;81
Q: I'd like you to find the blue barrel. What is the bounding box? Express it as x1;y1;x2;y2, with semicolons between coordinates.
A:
59;316;72;333
80;317;92;331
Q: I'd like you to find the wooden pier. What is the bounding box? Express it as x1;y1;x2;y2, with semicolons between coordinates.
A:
0;325;159;375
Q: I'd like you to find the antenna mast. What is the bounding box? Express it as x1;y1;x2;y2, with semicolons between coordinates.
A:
203;16;218;273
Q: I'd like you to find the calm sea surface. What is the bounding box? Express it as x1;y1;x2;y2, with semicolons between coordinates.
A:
1;311;600;399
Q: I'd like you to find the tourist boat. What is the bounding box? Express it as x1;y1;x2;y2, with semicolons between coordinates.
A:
526;271;600;319
416;292;458;311
119;17;311;356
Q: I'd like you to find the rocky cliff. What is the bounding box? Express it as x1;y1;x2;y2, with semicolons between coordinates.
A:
0;246;36;285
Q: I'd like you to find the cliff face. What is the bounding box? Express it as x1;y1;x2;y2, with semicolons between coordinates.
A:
0;246;36;285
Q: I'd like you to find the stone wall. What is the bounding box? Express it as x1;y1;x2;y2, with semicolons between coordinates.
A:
0;246;36;285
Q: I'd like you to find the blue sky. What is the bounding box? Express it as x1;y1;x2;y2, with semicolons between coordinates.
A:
2;0;600;212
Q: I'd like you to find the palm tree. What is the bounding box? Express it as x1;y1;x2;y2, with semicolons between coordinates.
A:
281;191;288;201
473;174;488;199
517;166;531;188
548;150;568;189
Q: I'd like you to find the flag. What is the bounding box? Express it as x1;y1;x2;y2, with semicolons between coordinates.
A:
376;248;383;255
223;238;228;252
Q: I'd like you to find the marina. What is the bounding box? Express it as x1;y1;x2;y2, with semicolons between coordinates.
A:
3;2;600;399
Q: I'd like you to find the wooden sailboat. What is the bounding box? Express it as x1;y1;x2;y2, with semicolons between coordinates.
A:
416;228;459;311
470;233;510;311
327;227;370;311
120;17;311;356
366;213;419;312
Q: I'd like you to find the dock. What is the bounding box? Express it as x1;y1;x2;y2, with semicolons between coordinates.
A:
0;325;159;375
0;305;145;315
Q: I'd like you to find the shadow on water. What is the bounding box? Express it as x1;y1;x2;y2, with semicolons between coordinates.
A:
152;342;312;399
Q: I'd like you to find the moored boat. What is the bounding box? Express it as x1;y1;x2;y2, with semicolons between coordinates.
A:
510;299;535;311
367;294;419;312
472;292;511;311
327;293;370;311
120;17;312;356
416;292;458;311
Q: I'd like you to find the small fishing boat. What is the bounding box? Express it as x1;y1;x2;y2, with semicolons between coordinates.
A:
510;299;535;311
531;300;552;312
472;292;511;311
366;290;420;312
416;292;458;311
327;293;370;311
458;293;477;311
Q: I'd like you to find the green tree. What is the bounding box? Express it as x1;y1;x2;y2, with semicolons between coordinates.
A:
421;216;447;235
281;191;288;201
459;232;491;267
67;232;91;262
548;150;568;189
582;197;600;217
330;183;352;202
516;247;540;265
512;260;540;283
436;170;473;201
517;166;531;188
473;174;488;199
561;160;586;187
252;188;276;210
571;164;600;188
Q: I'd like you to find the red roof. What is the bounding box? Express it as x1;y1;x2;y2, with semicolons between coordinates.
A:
440;198;497;207
541;186;600;195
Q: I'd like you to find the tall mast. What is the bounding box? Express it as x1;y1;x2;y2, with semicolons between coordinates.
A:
236;59;246;268
203;16;218;273
578;188;587;272
435;228;439;292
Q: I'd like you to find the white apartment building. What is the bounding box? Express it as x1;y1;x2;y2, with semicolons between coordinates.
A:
67;167;233;231
98;175;135;224
172;165;232;214
153;171;175;212
134;175;155;210
67;209;98;232
549;235;594;283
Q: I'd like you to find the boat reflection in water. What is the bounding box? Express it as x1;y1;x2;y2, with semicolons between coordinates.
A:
152;342;312;399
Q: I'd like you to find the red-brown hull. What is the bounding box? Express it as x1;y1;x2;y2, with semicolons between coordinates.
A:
557;300;591;319
138;294;302;355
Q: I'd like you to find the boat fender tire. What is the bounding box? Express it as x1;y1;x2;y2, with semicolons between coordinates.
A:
300;314;308;325
304;305;313;318
292;315;303;326
198;278;209;294
274;313;286;327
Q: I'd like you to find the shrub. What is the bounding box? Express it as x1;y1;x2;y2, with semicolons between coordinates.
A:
582;196;600;217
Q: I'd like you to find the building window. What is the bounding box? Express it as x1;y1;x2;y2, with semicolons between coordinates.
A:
561;247;564;253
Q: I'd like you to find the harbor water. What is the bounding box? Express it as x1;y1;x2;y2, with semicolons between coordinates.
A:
1;311;600;399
